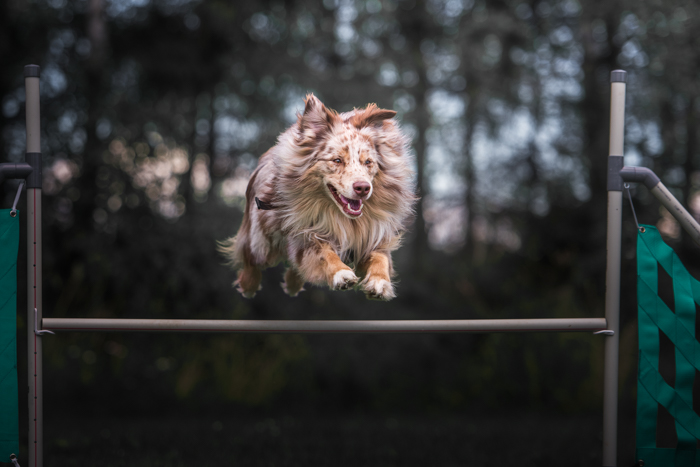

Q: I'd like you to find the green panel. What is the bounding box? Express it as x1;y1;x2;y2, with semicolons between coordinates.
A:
0;209;19;460
636;225;700;466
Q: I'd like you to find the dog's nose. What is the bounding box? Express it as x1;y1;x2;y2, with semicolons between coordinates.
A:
353;181;371;198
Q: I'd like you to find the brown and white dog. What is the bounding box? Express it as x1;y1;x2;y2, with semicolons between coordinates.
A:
219;94;416;300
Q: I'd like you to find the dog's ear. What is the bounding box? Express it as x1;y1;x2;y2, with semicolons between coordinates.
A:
349;104;396;129
299;94;339;138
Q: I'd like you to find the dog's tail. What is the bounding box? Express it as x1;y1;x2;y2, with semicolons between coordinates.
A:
216;235;242;268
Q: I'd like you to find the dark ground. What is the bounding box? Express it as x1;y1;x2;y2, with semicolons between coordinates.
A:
31;411;636;466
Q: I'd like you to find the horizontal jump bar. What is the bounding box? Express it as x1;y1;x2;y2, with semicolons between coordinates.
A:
42;317;608;334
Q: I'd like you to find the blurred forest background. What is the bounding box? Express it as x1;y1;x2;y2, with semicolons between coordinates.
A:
1;0;699;463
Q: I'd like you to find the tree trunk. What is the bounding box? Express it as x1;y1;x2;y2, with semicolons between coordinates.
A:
412;63;429;264
463;91;477;252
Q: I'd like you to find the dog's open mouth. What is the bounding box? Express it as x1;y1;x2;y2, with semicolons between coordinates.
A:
327;184;363;218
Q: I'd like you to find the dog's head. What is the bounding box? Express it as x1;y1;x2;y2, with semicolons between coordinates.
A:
296;94;397;219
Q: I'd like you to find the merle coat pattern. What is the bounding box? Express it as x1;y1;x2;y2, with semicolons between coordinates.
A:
219;95;416;300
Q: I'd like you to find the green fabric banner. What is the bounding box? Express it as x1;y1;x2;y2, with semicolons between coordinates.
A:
637;225;700;466
0;209;19;461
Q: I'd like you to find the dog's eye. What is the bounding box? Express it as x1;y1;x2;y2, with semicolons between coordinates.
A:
365;160;372;165
333;158;342;164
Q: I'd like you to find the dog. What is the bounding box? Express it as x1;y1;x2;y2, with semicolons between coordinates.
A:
219;94;416;300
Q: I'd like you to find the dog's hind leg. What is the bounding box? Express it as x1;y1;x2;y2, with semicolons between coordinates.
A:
236;263;262;298
234;242;263;298
282;267;306;297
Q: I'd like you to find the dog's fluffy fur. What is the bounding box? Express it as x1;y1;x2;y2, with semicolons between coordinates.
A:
219;94;416;300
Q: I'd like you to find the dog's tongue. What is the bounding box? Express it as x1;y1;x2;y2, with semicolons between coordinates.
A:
340;194;362;211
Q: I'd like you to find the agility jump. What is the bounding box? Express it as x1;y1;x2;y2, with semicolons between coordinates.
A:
2;65;697;467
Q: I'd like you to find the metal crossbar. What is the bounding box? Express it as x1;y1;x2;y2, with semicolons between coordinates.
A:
42;317;608;333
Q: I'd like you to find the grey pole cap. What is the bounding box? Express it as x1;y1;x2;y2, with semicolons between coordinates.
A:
610;70;626;83
24;64;40;78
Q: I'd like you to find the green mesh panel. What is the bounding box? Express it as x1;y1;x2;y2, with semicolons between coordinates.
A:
637;225;700;466
0;209;19;460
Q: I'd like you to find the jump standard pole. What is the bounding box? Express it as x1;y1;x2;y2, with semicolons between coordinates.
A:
603;69;627;467
24;64;44;467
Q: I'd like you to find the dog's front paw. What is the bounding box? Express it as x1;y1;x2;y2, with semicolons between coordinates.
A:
361;277;395;301
332;269;359;291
